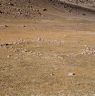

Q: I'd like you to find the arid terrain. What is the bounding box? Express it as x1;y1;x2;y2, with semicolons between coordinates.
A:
0;0;95;96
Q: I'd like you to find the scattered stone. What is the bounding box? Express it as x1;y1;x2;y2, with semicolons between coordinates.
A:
43;8;47;11
23;25;26;27
82;13;86;16
68;72;76;76
24;49;28;52
22;49;28;53
0;43;10;47
8;2;14;6
0;10;4;14
38;12;42;15
50;73;55;76
81;46;95;55
4;25;8;28
17;11;22;15
7;55;11;58
37;37;42;41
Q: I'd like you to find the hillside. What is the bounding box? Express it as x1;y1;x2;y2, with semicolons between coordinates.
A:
0;0;95;19
0;0;49;18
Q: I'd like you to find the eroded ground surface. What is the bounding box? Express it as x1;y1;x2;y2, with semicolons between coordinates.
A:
0;17;95;96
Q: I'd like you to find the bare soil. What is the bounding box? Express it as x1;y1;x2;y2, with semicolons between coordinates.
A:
0;0;95;96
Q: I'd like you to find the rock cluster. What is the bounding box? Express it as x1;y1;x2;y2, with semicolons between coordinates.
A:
81;46;95;55
0;0;48;18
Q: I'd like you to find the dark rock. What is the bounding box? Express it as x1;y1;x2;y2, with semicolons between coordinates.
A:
5;25;8;27
0;10;4;14
68;72;76;76
82;13;86;16
43;8;47;11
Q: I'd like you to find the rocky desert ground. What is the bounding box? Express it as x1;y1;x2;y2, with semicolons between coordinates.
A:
0;0;95;96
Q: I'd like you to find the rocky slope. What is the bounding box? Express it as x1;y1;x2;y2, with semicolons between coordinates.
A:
60;0;95;11
0;0;50;18
0;0;95;19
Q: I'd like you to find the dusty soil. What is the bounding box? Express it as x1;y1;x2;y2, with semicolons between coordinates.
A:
0;0;95;96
